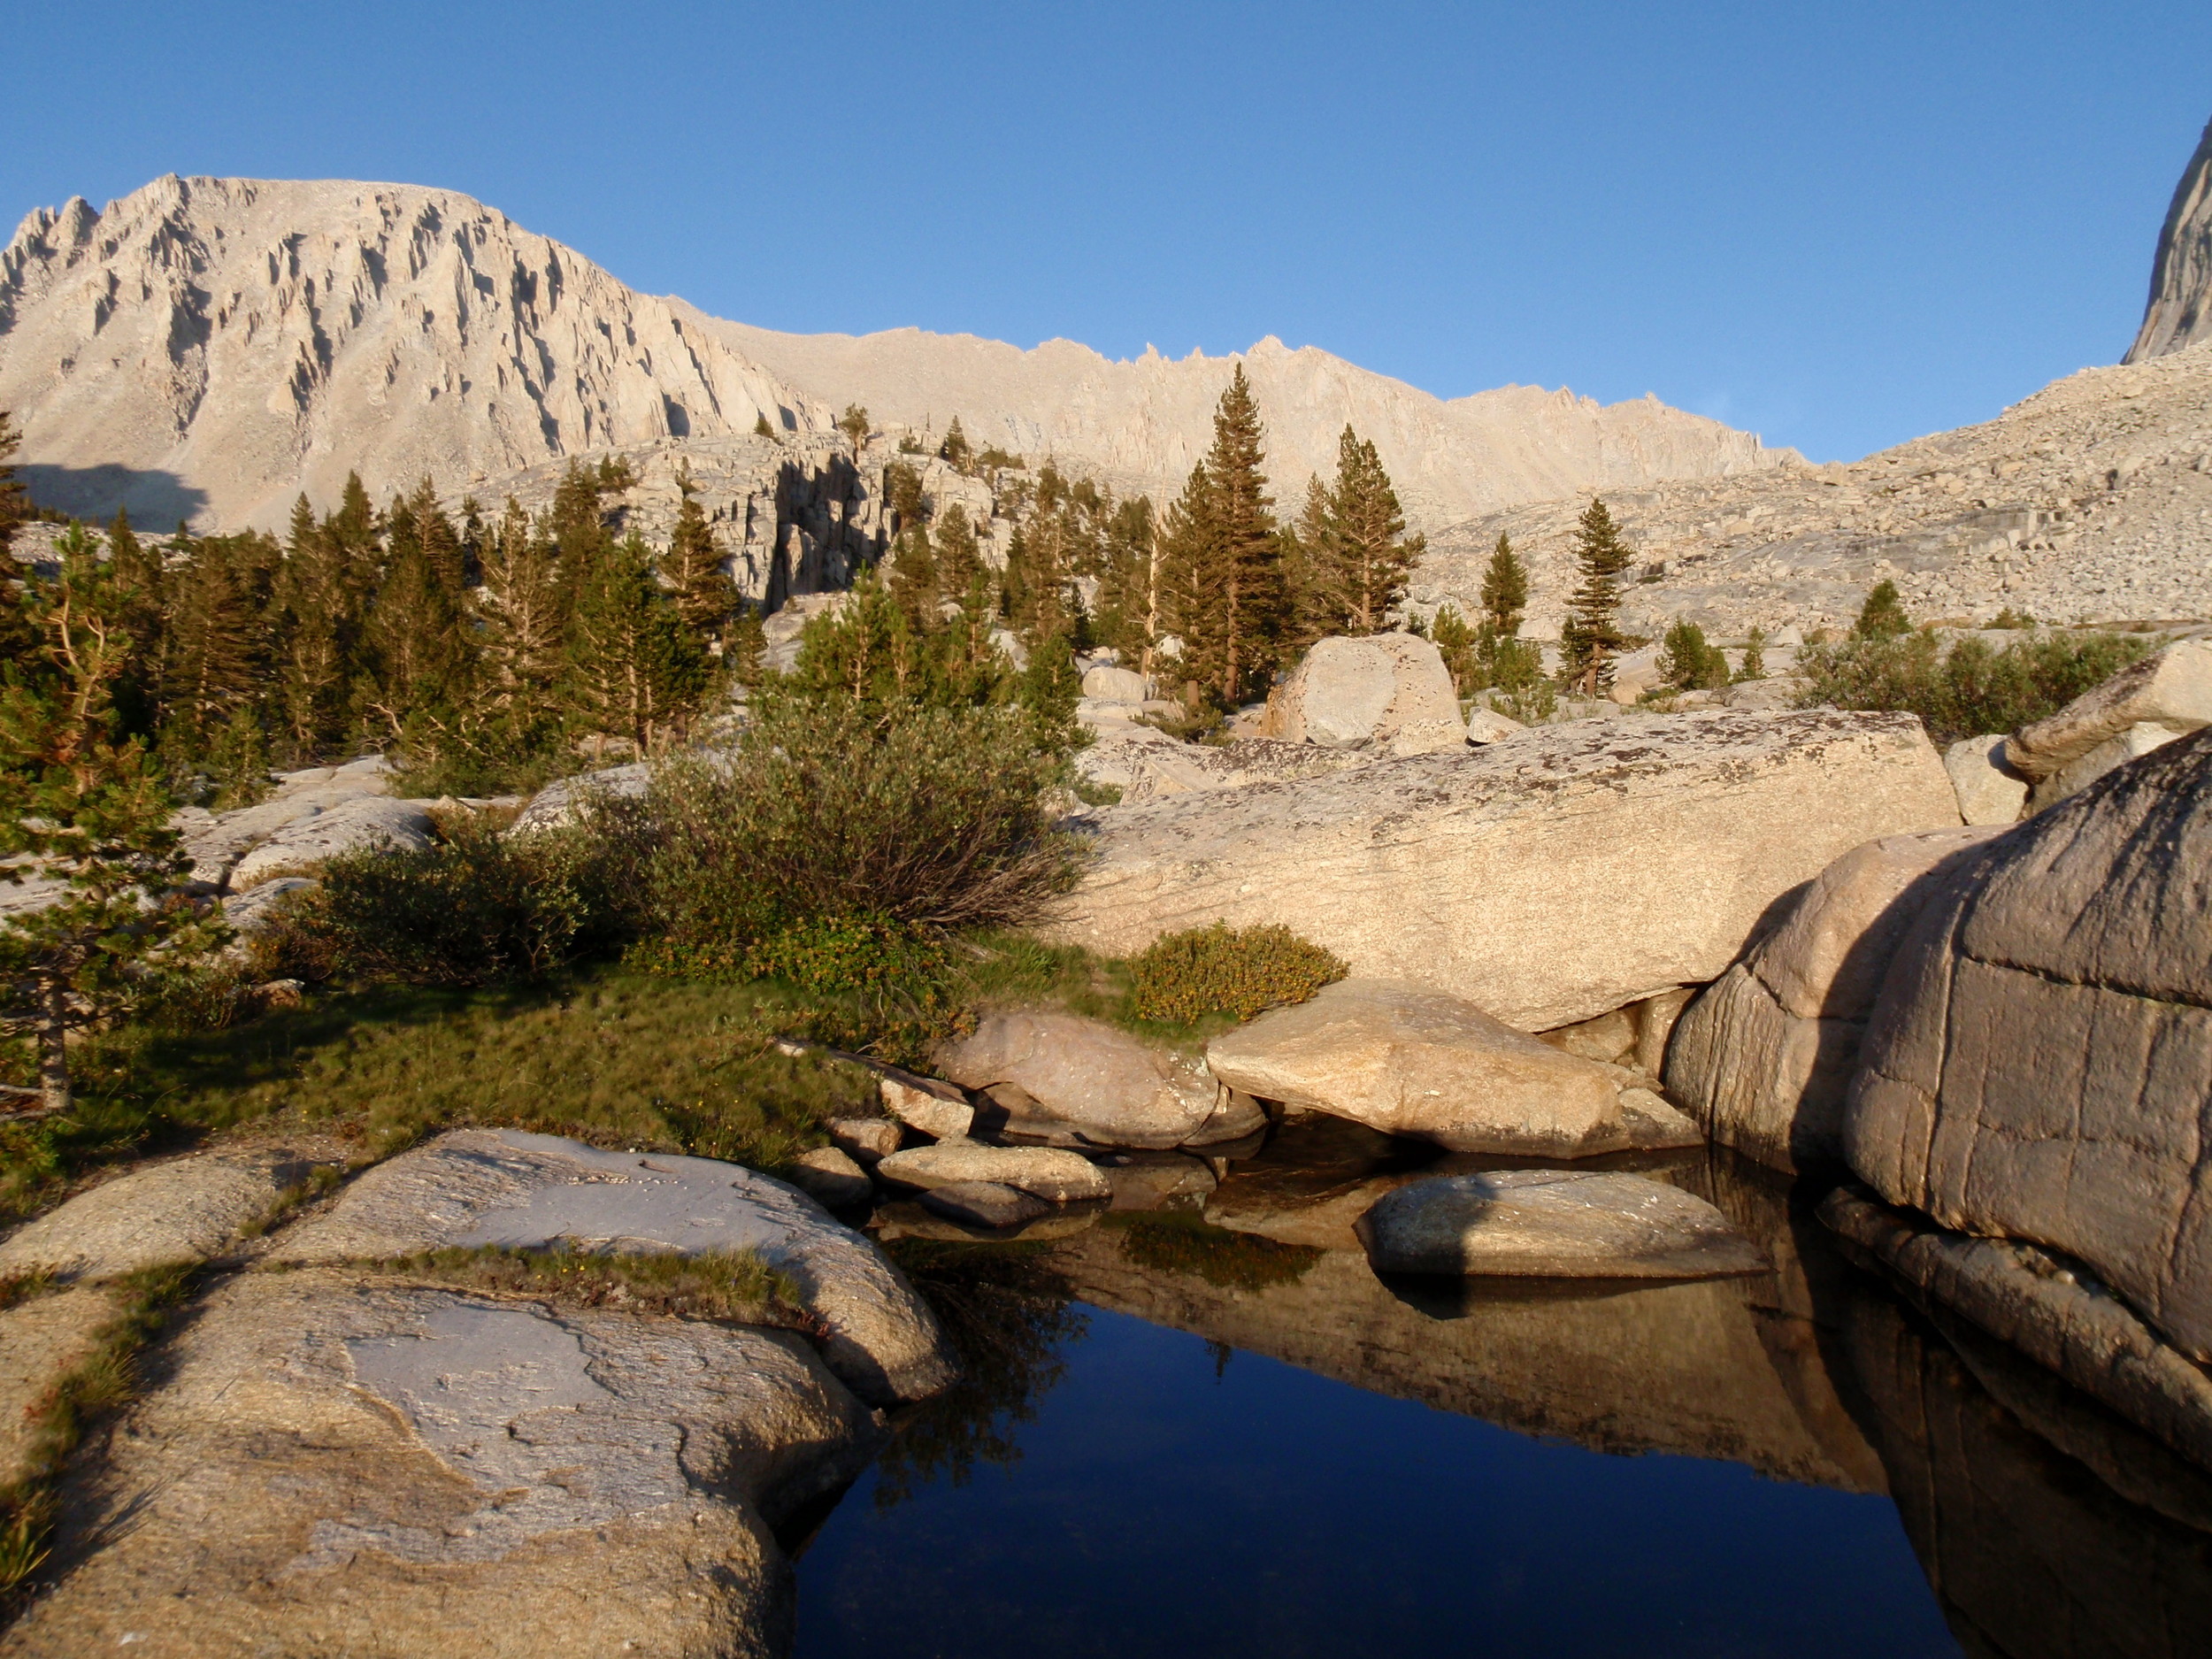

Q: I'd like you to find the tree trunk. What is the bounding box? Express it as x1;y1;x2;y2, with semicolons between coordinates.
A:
37;979;70;1116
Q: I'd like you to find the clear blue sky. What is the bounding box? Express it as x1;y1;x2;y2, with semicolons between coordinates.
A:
4;1;2208;462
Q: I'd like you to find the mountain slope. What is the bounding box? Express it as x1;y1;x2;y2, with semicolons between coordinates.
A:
0;176;824;529
681;311;1795;530
2126;116;2212;364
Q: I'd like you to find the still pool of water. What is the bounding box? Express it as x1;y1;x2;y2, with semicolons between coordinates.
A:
795;1302;1956;1659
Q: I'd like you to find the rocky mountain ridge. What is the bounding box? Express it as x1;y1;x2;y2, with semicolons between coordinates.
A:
0;174;1790;534
2127;115;2212;363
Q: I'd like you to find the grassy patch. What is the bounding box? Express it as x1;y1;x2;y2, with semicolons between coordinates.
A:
363;1242;813;1333
1107;1210;1324;1292
0;967;882;1225
0;1262;200;1613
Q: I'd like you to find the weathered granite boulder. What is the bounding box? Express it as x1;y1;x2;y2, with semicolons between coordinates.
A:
873;1141;1112;1205
0;1142;347;1281
1665;826;2003;1171
828;1118;902;1164
933;1010;1258;1148
878;1069;973;1141
1846;726;2212;1368
1206;979;1700;1156
220;874;316;945
1047;711;1962;1031
1119;737;1371;805
1463;705;1525;743
1;1269;877;1657
2005;639;2212;811
918;1181;1053;1229
507;760;652;834
1943;733;2030;825
1081;664;1152;703
1263;633;1466;755
175;755;396;887
273;1129;954;1406
227;795;436;891
1354;1170;1765;1279
784;1147;872;1208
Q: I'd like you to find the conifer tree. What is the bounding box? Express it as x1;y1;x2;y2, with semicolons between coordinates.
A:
1279;473;1335;648
933;505;984;598
1560;497;1635;694
0;526;215;1112
1479;533;1529;635
478;497;568;738
1155;463;1216;690
270;495;354;758
1188;365;1280;703
885;462;926;532
664;469;737;646
160;533;268;757
1323;426;1423;634
0;412;27;554
839;404;872;452
105;510;166;741
939;417;972;473
887;522;940;630
1094;496;1158;665
1854;580;1911;640
1431;603;1480;695
362;495;467;741
563;532;708;755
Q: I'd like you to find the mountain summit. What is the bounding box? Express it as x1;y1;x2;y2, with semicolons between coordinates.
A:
2126;114;2212;363
0;175;1790;531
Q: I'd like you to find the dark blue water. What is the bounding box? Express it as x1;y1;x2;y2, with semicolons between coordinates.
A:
795;1302;1959;1659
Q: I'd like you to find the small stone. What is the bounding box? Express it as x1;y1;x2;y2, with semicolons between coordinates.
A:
828;1118;902;1164
879;1071;973;1141
785;1147;872;1209
1355;1170;1767;1279
918;1182;1053;1229
874;1142;1112;1204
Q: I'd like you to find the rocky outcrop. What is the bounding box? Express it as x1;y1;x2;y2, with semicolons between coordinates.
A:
2126;115;2212;364
2;1269;877;1658
1663;826;2002;1171
273;1129;955;1406
1117;736;1370;805
1845;727;2212;1366
227;794;434;889
1355;1170;1765;1279
1205;978;1699;1156
931;1010;1260;1149
1046;710;1962;1032
1261;634;1465;755
2003;637;2212;810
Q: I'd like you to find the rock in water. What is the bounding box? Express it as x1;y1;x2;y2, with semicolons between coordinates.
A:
932;1010;1246;1148
1206;978;1699;1156
878;1069;974;1141
1263;633;1466;755
2127;114;2212;363
1354;1170;1765;1279
0;1269;878;1657
1847;726;2212;1365
1664;826;2002;1171
1046;710;1962;1031
873;1142;1112;1205
272;1129;955;1406
917;1181;1054;1229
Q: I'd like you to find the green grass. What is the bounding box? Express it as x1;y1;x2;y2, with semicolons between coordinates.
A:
360;1242;810;1333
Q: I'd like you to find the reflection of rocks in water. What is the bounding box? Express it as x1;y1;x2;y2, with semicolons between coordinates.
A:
1830;1281;2212;1659
1041;1149;1886;1488
865;1240;1086;1511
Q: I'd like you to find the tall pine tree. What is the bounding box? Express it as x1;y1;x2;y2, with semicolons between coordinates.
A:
664;468;738;648
1182;366;1281;704
1480;532;1529;635
1322;426;1423;634
1560;497;1635;694
562;532;708;756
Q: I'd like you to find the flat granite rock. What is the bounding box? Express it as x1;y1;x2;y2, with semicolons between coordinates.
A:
272;1129;954;1406
1354;1170;1767;1279
0;1268;875;1658
874;1141;1113;1205
0;1141;348;1282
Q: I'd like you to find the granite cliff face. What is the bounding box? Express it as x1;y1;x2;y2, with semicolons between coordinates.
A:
0;175;1787;533
2126;115;2212;364
0;175;826;530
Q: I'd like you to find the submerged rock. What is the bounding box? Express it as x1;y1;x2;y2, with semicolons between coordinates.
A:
918;1181;1053;1230
873;1142;1111;1205
273;1129;954;1407
1354;1170;1766;1279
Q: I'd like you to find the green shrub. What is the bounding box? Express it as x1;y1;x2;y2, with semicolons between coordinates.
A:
1657;619;1730;690
1127;922;1346;1024
1854;580;1912;640
262;817;593;987
1796;628;2153;747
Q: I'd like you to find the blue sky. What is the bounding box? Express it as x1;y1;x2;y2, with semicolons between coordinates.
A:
3;1;2207;462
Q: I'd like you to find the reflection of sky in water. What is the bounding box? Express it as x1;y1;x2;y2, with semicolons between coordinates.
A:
795;1303;1959;1659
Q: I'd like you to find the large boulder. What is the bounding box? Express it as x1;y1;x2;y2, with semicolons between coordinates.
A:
1943;734;2030;826
2005;639;2212;812
1206;978;1699;1156
1045;710;1963;1032
1664;826;2002;1171
1354;1170;1766;1279
1846;727;2212;1372
1;1269;878;1658
932;1010;1262;1148
227;795;435;891
1081;664;1152;703
273;1129;955;1406
507;761;652;833
1262;634;1466;755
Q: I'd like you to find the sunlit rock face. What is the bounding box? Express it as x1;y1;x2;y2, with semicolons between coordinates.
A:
2127;116;2212;364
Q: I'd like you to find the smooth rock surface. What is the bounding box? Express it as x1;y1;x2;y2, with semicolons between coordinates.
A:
1045;710;1963;1031
1118;736;1372;805
272;1129;953;1405
0;1269;874;1658
1206;978;1700;1156
1665;826;2004;1171
1081;664;1152;703
873;1142;1112;1205
1463;705;1526;743
0;1286;117;1485
1355;1170;1767;1279
0;1143;346;1281
1847;726;2212;1365
227;795;435;890
508;761;653;833
1263;633;1466;754
2025;718;2188;813
878;1070;973;1141
916;1181;1053;1230
1943;733;2029;826
933;1010;1225;1148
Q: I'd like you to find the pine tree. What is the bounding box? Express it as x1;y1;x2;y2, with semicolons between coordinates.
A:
1737;626;1768;682
939;417;972;474
1323;426;1423;634
0;527;215;1113
1479;533;1529;635
1094;496;1158;665
887;522;940;630
839;403;872;452
361;491;467;742
1560;497;1635;694
1279;473;1335;647
159;532;268;758
1155;463;1215;693
270;496;354;758
933;504;983;597
1855;580;1911;640
478;496;568;736
563;532;709;756
105;510;165;742
0;412;27;554
1431;603;1480;695
664;470;737;646
1187;366;1281;704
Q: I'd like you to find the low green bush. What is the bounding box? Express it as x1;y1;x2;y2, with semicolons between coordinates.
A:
1657;619;1730;691
1126;921;1347;1024
1795;627;2152;747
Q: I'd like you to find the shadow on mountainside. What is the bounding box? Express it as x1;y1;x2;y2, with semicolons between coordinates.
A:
19;465;207;529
